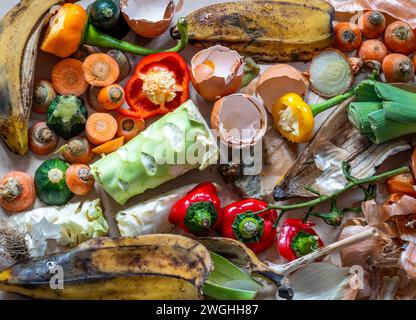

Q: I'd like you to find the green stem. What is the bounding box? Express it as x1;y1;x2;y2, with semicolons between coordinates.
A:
311;90;355;116
242;57;260;87
82;18;188;55
269;166;409;213
310;70;379;116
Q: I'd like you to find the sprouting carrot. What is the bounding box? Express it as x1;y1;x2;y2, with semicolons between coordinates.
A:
0;171;36;213
58;136;95;164
85;112;118;145
116;115;145;142
98;84;125;110
51;58;88;96
65;164;94;196
82;53;120;87
92;136;124;155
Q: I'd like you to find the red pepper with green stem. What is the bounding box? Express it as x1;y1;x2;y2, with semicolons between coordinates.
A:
219;199;277;254
121;52;190;119
169;183;222;236
278;219;324;261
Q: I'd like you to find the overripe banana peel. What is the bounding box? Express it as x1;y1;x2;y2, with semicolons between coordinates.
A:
171;0;334;62
0;234;212;300
0;0;61;155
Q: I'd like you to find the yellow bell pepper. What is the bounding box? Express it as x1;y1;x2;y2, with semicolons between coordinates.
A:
40;3;189;58
272;93;314;143
271;72;380;143
41;3;87;58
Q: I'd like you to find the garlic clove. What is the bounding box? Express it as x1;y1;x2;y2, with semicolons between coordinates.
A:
190;45;245;102
120;0;175;38
211;93;267;149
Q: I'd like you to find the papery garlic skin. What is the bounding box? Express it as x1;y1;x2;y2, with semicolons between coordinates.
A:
190;45;245;102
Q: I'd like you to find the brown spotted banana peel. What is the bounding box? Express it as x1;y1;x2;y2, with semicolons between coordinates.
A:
0;0;61;155
0;234;212;300
171;0;335;63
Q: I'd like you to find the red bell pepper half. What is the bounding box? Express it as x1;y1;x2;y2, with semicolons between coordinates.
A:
219;199;277;253
122;52;190;119
277;218;324;261
169;182;222;235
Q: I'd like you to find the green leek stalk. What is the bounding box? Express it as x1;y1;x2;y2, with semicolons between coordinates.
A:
203;252;262;300
347;81;416;144
82;18;189;55
90;101;219;205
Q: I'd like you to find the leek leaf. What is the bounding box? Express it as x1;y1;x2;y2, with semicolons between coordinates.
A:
384;101;416;124
203;252;262;300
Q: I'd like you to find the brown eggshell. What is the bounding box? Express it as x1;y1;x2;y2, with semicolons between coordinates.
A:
190;45;245;102
120;0;174;38
255;64;308;113
211;93;267;149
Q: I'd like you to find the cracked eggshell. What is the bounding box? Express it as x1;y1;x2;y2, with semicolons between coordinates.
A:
255;64;308;113
190;45;245;102
120;0;175;38
211;93;267;149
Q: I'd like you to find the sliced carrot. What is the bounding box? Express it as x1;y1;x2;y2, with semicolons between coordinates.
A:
92;136;124;155
85;112;118;145
98;84;125;110
116;115;145;142
51;58;88;96
82;53;120;87
59;136;95;164
0;171;35;213
65;164;94;196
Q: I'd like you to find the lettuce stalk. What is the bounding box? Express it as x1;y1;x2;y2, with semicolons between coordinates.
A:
91;100;219;205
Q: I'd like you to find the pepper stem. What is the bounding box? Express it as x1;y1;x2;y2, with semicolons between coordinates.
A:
184;201;218;235
290;231;319;258
232;213;264;243
82;18;188;55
